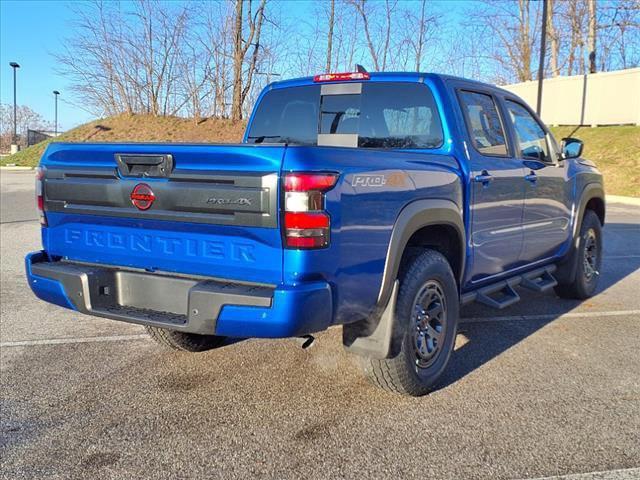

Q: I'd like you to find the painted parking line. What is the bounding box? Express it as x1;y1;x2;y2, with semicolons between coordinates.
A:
524;466;640;479
1;334;148;348
0;218;38;225
461;309;640;324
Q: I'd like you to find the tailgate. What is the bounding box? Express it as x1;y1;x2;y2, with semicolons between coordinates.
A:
39;143;285;285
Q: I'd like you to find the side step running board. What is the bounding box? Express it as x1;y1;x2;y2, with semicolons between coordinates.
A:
461;265;557;310
520;268;557;293
475;279;521;309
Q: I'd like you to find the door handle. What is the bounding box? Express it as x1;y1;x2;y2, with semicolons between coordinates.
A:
524;171;537;183
474;170;493;186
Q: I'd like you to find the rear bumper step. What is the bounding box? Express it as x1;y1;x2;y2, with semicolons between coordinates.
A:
26;251;332;338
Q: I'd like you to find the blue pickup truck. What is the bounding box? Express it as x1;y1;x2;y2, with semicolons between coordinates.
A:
26;71;604;396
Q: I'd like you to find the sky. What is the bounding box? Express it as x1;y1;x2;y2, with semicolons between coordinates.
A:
0;0;470;131
0;1;92;130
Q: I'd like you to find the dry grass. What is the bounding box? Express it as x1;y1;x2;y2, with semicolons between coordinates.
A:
2;114;247;169
3;115;637;196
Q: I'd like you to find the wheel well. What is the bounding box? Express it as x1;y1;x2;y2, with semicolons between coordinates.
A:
585;196;605;225
398;225;462;284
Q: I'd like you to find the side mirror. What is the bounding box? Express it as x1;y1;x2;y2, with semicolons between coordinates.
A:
561;137;584;159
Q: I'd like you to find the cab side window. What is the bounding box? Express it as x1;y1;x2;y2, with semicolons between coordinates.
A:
458;90;508;156
505;100;550;162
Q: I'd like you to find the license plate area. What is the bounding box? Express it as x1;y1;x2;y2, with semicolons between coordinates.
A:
89;269;196;316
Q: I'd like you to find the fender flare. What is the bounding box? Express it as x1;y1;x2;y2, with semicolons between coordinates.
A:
377;199;465;308
573;183;605;236
557;182;605;285
344;199;465;359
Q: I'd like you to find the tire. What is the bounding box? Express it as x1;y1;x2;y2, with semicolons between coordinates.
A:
145;326;226;352
361;249;459;396
555;209;603;300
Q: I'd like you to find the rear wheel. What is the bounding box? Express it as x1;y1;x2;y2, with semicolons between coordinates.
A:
555;209;602;300
361;250;459;396
145;326;226;352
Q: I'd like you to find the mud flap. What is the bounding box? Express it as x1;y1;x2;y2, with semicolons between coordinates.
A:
342;280;399;359
555;235;580;286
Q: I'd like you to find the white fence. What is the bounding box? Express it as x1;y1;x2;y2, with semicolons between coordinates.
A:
501;68;640;126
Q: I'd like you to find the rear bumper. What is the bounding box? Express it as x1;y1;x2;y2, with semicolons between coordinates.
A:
25;251;332;338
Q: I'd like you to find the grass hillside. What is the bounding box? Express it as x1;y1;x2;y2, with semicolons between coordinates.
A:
2;116;637;196
2;114;247;169
550;126;639;197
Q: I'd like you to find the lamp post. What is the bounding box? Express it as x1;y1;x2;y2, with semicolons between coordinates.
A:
9;62;20;153
53;91;60;136
536;0;548;117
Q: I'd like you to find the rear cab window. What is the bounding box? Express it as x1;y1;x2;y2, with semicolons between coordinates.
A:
247;85;320;146
247;82;444;149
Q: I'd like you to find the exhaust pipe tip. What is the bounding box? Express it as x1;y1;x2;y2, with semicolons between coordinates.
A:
296;335;315;350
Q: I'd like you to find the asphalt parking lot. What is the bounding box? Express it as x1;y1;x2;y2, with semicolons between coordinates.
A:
1;169;639;480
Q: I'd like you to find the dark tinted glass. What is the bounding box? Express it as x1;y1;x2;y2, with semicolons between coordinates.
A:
505;100;550;161
247;85;320;145
458;91;507;156
247;82;443;149
358;83;443;148
320;94;361;134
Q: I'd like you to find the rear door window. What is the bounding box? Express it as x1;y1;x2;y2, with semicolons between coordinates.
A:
458;91;508;156
247;82;443;149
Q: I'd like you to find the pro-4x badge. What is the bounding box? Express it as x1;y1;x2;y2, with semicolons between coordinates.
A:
351;172;407;188
130;183;155;210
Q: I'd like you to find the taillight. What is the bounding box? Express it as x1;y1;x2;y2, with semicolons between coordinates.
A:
313;72;370;82
35;167;47;226
283;172;337;249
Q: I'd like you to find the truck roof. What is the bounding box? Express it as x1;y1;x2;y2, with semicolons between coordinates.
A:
268;71;513;96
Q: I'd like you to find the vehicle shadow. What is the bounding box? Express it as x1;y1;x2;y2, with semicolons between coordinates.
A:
438;221;640;390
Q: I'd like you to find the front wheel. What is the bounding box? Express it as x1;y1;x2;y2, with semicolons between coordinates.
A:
555;209;603;300
145;326;226;352
361;249;459;396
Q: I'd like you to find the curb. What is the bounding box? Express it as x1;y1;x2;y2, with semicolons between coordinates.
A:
606;195;640;206
1;166;34;171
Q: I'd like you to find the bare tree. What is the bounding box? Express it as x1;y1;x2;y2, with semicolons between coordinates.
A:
413;0;428;71
562;0;588;75
588;0;597;73
596;0;640;71
56;0;278;121
326;0;335;72
201;1;235;119
329;0;360;72
231;0;267;121
57;0;193;117
0;104;53;151
395;0;438;72
131;0;192;116
467;0;543;83
348;0;397;71
547;0;561;76
45;0;639;128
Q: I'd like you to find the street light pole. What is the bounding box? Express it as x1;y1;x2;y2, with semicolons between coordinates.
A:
53;91;60;136
9;62;20;152
536;0;548;117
